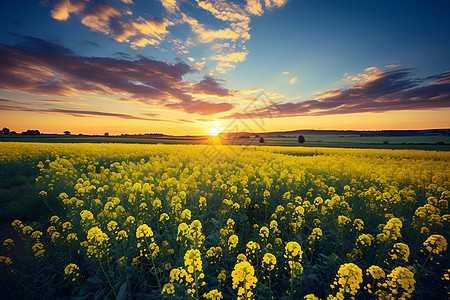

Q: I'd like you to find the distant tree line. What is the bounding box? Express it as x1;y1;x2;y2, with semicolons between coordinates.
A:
1;127;41;135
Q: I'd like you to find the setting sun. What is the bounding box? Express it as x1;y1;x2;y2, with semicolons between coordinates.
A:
208;127;221;136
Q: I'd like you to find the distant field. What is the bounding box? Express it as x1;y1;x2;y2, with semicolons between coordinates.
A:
1;134;449;150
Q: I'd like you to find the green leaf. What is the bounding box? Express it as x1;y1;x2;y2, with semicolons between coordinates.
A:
116;282;128;300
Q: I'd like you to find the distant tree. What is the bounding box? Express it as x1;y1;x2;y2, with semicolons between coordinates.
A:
255;134;259;138
298;135;305;143
259;137;265;143
2;127;10;134
64;131;71;135
22;129;40;135
104;132;109;136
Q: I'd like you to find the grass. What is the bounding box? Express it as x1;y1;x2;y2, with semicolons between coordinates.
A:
1;134;449;151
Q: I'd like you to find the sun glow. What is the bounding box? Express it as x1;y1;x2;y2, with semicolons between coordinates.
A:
208;127;221;136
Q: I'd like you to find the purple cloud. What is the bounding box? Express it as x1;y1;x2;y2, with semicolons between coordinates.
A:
223;69;450;119
0;37;235;115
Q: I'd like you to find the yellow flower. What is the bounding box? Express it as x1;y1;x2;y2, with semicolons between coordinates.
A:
262;253;277;271
228;234;239;251
117;230;128;240
353;219;364;231
217;269;226;283
159;213;169;222
330;263;363;296
259;226;269;239
337;215;351;226
107;221;118;232
204;289;223;300
22;226;33;235
12;220;24;230
304;294;321;300
80;210;94;221
64;263;80;281
0;256;12;265
161;283;175;295
366;265;385;280
308;228;323;244
389;243;410;262
387;266;415;298
181;209;192;221
50;215;60;225
231;261;258;300
136;224;153;239
3;239;14;247
423;234;447;254
237;253;247;262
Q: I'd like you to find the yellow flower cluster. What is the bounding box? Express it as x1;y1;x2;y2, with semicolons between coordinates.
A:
423;234;447;254
0;256;12;265
206;246;223;264
329;263;363;298
386;266;415;299
231;261;258;300
378;218;403;242
262;252;277;279
308;228;323;244
285;241;303;281
203;289;223;300
389;243;410;262
64;263;80;281
161;283;175;296
228;234;239;252
83;226;109;258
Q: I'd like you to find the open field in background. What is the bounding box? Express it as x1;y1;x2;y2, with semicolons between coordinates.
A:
0;143;449;299
1;134;450;151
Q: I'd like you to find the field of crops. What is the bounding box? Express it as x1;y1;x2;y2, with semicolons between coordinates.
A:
0;142;449;299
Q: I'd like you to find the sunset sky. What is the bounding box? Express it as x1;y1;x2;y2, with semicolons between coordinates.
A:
0;0;449;135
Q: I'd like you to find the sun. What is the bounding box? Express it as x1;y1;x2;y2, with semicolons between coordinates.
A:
208;127;221;136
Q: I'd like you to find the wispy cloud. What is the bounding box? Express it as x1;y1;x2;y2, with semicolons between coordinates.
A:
289;77;298;85
0;37;235;115
222;68;450;119
0;102;182;122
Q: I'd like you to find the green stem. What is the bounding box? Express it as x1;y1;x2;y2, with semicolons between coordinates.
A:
416;251;432;278
98;255;117;297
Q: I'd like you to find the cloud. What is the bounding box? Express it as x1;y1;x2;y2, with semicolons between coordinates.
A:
195;0;249;22
192;76;231;97
222;68;450;119
51;0;86;21
282;71;289;75
166;99;234;115
264;0;289;9
246;0;264;16
289;77;298;85
50;0;170;49
0;101;181;122
81;2;122;34
158;0;178;14
182;13;245;43
0;38;235;116
210;51;248;63
111;17;170;47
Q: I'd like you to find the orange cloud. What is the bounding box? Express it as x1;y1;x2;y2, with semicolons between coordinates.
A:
81;2;121;34
51;0;86;21
196;0;249;22
210;51;248;63
158;0;178;14
112;17;169;46
264;0;289;9
246;0;264;16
